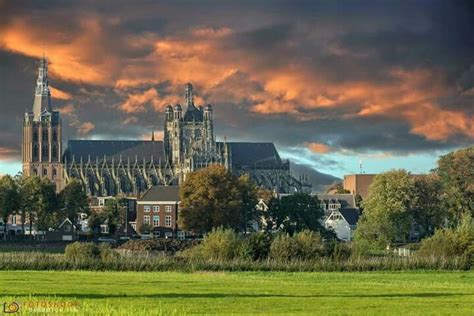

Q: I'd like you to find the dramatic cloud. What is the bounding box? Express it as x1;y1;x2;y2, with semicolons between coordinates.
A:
0;0;473;178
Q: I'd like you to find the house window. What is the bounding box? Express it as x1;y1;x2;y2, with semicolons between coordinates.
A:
33;130;38;141
329;203;340;210
153;206;159;212
144;206;150;213
53;168;57;177
165;215;172;227
12;215;17;225
165;205;172;212
153;215;160;227
144;215;150;225
43;168;48;176
53;130;58;142
64;224;71;232
100;224;109;233
320;203;326;211
98;199;105;207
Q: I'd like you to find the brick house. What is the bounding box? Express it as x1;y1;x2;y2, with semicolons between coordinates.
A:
136;186;180;238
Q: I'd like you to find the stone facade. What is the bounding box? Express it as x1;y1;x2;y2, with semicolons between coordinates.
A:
22;56;64;191
22;57;311;196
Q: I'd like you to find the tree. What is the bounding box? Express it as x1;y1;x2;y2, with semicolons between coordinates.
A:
179;165;257;234
102;199;123;235
58;180;89;226
20;177;43;237
267;193;326;235
35;179;59;232
327;182;350;194
237;174;258;232
412;174;447;238
0;175;20;239
436;146;474;223
355;170;416;246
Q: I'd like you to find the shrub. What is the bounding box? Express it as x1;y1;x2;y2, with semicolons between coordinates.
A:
99;243;118;261
244;232;273;261
65;242;100;262
418;212;473;268
269;233;296;262
351;238;373;258
331;242;352;261
119;239;199;253
293;230;325;260
182;227;247;261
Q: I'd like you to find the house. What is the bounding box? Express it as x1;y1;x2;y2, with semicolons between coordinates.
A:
316;194;357;218
324;208;360;241
136;186;181;238
45;218;77;241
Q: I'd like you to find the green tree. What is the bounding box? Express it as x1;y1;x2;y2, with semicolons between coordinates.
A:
102;199;123;235
412;174;447;238
268;193;326;235
58;180;89;226
35;179;59;232
327;182;350;194
355;170;416;246
20;177;43;237
238;174;258;232
0;175;20;239
179;165;257;234
436;146;474;223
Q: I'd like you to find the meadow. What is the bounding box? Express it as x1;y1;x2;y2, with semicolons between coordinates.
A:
0;270;473;315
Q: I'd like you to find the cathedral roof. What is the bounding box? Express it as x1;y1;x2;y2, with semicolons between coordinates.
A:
63;140;166;163
226;142;285;168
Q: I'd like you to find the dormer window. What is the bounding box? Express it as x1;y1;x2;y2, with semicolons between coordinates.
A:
329;203;341;210
320;203;327;211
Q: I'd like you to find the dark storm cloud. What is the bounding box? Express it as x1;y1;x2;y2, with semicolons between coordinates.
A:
0;0;473;172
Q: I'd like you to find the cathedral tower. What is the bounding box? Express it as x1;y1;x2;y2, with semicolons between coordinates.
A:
22;56;64;190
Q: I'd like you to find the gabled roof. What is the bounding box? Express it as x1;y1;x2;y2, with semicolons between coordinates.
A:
339;208;360;226
316;194;357;209
226;142;285;168
139;186;180;202
58;218;75;230
63;140;166;163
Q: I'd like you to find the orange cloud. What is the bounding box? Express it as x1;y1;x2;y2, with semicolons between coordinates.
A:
306;142;333;154
50;86;72;100
120;88;182;113
76;122;95;135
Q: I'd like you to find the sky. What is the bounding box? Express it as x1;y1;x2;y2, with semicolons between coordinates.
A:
0;0;473;179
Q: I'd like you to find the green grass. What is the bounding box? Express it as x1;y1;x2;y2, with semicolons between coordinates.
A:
0;271;473;315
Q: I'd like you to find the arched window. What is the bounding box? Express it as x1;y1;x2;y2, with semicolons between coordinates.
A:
42;130;48;142
33;145;39;159
42;144;48;160
52;145;57;161
43;168;48;176
33;130;38;142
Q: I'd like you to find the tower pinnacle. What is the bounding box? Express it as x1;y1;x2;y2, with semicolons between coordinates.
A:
32;55;52;121
184;83;194;109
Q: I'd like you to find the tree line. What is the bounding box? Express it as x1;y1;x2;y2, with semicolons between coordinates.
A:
356;146;474;247
0;177;89;239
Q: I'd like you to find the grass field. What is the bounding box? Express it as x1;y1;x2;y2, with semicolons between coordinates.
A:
0;270;473;315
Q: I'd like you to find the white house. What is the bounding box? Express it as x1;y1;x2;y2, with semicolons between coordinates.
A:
324;208;360;241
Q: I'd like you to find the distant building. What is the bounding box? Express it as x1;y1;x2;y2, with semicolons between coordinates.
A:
136;186;181;238
343;173;425;199
324;208;360;241
343;174;376;199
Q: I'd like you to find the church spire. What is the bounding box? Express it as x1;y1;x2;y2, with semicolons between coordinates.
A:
32;55;52;121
